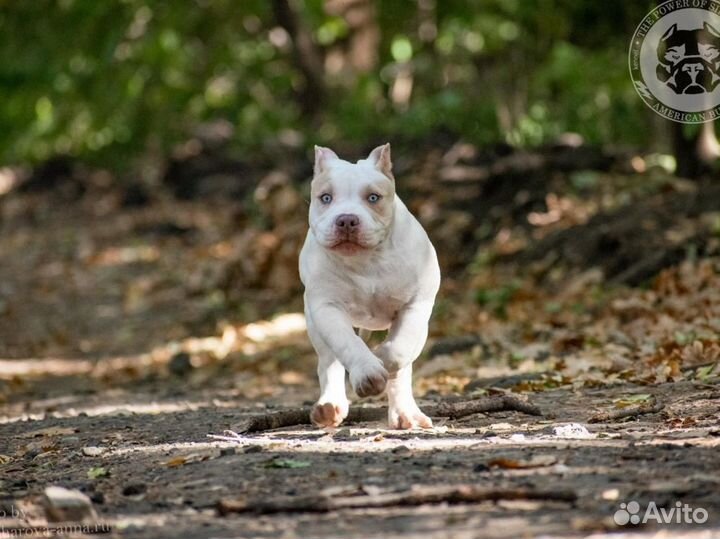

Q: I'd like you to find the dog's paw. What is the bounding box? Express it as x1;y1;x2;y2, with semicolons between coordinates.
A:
350;361;388;398
388;403;433;430
310;401;349;428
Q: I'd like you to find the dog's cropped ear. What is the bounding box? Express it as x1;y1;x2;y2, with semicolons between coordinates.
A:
314;146;339;176
661;23;678;42
367;143;393;179
704;21;720;38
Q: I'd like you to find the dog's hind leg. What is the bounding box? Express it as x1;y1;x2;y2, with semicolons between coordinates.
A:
386;364;432;429
374;301;435;429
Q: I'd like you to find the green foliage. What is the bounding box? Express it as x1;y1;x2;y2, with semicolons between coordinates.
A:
0;0;656;168
265;458;311;469
475;282;520;318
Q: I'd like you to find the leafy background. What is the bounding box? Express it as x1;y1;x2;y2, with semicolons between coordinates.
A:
0;0;661;169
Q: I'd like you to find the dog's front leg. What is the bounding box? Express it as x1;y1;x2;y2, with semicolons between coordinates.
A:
306;301;389;405
375;301;434;429
306;314;350;427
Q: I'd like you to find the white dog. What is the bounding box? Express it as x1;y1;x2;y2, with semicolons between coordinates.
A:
299;144;440;429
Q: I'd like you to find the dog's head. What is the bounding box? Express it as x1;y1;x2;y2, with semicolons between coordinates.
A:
657;21;720;94
309;144;395;255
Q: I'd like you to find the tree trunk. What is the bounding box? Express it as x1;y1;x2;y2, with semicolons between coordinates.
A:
271;0;326;118
656;0;720;178
325;0;380;73
672;121;719;179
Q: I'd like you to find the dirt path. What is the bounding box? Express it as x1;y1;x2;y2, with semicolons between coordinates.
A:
1;164;719;538
1;378;719;538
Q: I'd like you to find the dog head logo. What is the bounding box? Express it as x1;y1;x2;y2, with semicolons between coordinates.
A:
630;1;720;123
657;21;720;94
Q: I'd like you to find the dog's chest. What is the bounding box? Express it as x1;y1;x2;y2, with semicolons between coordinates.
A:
341;271;413;330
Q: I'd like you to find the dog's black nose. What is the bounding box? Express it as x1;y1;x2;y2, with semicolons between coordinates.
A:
335;214;360;229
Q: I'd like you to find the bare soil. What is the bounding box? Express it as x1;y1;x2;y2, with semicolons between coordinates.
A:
1;156;719;538
1;378;719;538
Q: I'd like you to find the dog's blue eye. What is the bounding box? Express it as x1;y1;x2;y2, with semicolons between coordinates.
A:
320;193;332;204
367;193;381;203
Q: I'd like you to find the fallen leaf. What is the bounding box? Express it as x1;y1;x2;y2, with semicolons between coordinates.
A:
614;394;652;408
22;427;77;439
165;453;210;467
165;456;189;468
21;440;58;456
695;363;717;380
667;416;698;428
87;466;108;479
488;455;557;469
265;458;311;469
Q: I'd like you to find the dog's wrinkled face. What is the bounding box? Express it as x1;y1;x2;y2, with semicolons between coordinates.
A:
657;22;720;94
309;144;395;255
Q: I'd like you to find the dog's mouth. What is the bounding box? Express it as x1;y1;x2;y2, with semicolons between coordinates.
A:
329;239;368;254
328;230;374;253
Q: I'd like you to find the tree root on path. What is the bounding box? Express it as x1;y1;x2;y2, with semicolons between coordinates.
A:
588;401;664;423
227;395;542;434
217;484;576;515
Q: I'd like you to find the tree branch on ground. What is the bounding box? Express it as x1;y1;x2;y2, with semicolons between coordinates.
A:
217;484;577;515
588;401;664;423
223;395;542;434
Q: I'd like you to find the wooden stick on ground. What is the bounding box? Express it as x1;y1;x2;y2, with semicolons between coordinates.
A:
588;401;664;423
217;484;577;515
228;395;542;434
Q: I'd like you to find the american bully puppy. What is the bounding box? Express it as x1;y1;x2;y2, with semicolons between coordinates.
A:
299;143;440;429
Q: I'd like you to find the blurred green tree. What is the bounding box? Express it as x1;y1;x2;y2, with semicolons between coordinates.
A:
0;0;704;172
